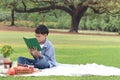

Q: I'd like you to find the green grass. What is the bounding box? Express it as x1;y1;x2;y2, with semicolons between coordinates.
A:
1;76;120;80
1;31;120;80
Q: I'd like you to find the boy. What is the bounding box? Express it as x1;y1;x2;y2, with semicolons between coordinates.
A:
17;25;57;69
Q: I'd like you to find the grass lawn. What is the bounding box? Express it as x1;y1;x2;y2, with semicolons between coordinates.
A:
0;31;120;80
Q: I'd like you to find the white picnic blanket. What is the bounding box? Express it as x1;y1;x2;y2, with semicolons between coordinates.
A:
1;63;120;76
20;63;120;76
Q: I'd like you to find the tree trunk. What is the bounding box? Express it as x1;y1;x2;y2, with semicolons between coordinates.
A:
69;16;80;33
10;8;15;26
69;6;88;33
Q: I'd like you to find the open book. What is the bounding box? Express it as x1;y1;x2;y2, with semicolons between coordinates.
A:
23;37;41;51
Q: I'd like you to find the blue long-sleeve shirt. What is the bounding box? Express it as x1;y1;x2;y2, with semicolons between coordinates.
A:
40;38;57;68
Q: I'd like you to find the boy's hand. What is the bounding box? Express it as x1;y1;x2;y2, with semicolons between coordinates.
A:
29;47;42;58
29;48;34;56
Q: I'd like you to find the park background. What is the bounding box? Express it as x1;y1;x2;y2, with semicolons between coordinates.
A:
0;0;120;80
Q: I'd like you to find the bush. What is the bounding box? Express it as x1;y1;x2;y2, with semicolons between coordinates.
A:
0;11;11;21
56;15;70;29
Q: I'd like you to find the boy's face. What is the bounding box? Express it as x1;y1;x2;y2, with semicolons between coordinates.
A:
35;33;47;44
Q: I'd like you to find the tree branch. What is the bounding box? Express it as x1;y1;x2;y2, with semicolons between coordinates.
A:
15;5;73;16
90;7;106;14
22;0;26;11
30;0;58;4
64;0;75;10
30;0;39;3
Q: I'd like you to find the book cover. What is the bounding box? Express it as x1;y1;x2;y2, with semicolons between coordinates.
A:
23;37;41;51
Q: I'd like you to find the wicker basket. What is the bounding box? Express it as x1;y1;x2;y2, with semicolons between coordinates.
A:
13;64;34;74
15;69;33;74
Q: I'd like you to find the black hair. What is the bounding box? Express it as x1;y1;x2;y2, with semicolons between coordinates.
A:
35;24;49;35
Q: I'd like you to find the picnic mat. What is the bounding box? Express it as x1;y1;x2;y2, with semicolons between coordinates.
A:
1;63;120;76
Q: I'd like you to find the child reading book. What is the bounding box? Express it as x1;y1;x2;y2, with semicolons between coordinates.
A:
17;25;57;69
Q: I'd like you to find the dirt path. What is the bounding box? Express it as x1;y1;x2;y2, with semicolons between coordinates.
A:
0;25;35;32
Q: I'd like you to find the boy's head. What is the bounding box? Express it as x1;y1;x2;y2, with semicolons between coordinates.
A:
35;25;49;44
35;24;49;35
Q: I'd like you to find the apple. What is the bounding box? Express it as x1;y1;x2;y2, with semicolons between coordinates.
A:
13;67;17;70
8;68;15;75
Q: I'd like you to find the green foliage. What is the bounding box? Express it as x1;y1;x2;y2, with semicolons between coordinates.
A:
0;45;14;58
56;14;70;29
88;0;120;14
0;9;11;21
79;8;120;32
28;13;42;27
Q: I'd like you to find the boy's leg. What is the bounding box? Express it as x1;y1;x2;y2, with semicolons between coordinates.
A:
17;57;34;65
18;56;50;69
34;56;50;69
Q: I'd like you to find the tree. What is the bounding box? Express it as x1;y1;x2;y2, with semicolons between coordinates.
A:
12;0;120;32
0;0;16;26
10;3;15;26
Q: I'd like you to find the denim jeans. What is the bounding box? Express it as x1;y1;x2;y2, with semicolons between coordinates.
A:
17;56;50;69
